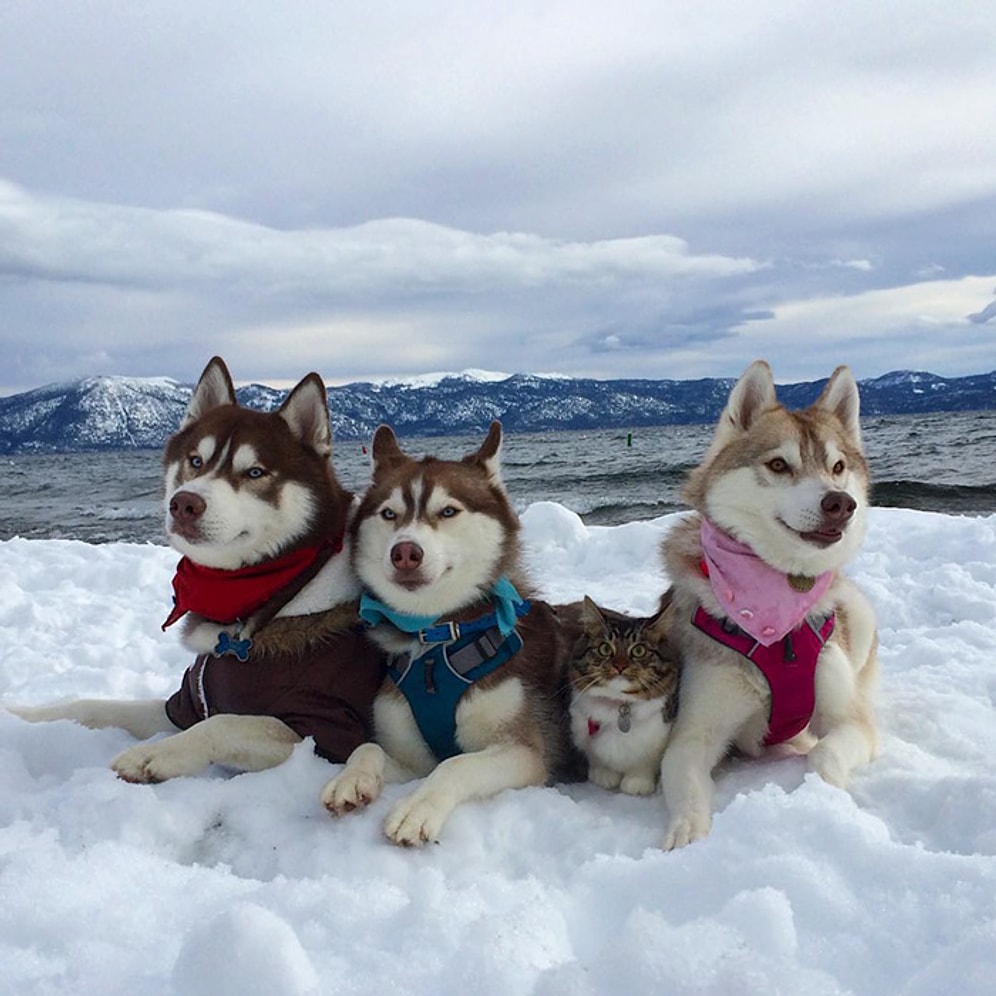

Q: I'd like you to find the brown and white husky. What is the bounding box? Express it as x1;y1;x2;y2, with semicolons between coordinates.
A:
9;357;384;781
658;360;878;849
320;422;574;846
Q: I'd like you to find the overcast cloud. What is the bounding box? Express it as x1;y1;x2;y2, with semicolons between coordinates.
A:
1;0;994;393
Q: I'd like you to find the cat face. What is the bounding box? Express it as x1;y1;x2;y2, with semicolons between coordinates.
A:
569;596;680;704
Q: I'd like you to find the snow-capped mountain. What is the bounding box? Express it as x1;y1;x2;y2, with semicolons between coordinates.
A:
0;369;993;454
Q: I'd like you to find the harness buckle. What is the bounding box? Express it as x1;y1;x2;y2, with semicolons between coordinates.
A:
419;620;460;645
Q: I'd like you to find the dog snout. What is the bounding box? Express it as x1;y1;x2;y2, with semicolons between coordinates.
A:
821;490;856;525
169;490;207;524
390;541;424;572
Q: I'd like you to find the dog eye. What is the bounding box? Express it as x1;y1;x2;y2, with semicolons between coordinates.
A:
189;455;203;469
439;506;460;519
766;457;791;474
245;467;265;479
597;641;614;658
832;460;845;475
380;508;397;521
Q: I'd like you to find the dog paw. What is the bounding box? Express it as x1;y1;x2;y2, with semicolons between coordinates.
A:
321;770;382;816
383;794;446;847
620;773;658;796
662;811;711;851
808;743;850;788
111;741;203;783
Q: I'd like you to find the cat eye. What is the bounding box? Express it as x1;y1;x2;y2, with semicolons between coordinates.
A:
597;641;614;658
630;643;647;659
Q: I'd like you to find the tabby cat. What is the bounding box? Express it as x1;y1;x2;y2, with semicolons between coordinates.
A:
567;595;680;795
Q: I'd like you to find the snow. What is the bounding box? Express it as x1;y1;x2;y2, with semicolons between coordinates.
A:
2;504;995;995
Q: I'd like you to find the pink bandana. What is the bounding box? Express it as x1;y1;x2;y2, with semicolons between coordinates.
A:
698;518;832;647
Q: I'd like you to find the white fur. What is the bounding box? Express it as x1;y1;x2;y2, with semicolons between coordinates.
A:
570;687;672;795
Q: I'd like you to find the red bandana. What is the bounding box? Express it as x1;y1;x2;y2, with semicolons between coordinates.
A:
161;536;343;630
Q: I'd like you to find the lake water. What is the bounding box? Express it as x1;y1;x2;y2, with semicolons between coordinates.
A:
1;410;994;545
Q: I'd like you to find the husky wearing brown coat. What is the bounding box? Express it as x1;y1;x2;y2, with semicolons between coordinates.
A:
9;357;384;780
658;360;878;849
320;423;575;846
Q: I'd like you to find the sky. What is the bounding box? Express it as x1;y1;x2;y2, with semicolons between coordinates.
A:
2;0;995;395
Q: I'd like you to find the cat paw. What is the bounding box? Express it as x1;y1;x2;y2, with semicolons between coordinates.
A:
383;793;446;847
321;770;382;816
588;765;623;791
662;810;711;850
620;773;658;796
111;739;204;783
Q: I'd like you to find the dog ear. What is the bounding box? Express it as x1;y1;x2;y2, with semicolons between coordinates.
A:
721;360;777;436
278;373;332;457
814;366;862;444
370;424;407;476
468;420;503;481
182;356;236;427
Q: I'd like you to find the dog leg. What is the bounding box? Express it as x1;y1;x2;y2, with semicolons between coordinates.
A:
587;762;624;791
659;667;761;850
7;698;176;740
809;652;878;787
383;741;546;847
111;715;300;782
320;743;415;815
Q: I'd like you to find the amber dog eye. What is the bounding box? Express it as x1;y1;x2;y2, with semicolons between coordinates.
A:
766;457;790;474
832;460;846;475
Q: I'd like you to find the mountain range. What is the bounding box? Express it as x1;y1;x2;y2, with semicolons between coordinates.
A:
1;369;994;454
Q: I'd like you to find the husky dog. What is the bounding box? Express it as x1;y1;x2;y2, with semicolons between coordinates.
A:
658;360;878;850
320;422;574;846
9;357;384;781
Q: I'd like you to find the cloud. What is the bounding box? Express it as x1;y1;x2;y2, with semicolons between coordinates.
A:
1;3;996;391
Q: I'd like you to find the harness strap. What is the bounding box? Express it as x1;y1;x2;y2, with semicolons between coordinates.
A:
692;607;835;745
389;612;528;761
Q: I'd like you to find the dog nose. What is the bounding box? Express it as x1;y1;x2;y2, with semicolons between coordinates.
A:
391;541;424;572
821;490;856;524
169;490;207;523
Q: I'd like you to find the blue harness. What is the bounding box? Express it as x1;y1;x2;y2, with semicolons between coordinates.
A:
359;580;531;761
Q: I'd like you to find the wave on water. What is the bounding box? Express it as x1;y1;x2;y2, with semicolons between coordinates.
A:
872;480;996;515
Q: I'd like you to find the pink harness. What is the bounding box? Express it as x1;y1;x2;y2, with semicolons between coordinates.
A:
694;518;836;745
692;607;835;745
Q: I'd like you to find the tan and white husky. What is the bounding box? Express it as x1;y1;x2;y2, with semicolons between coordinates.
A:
320;422;574;846
9;357;384;781
658;360;878;849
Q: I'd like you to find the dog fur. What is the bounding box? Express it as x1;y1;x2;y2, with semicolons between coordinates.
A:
9;357;383;781
657;360;879;849
320;422;575;846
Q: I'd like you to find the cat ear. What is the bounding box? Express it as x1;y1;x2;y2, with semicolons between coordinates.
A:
581;595;606;627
